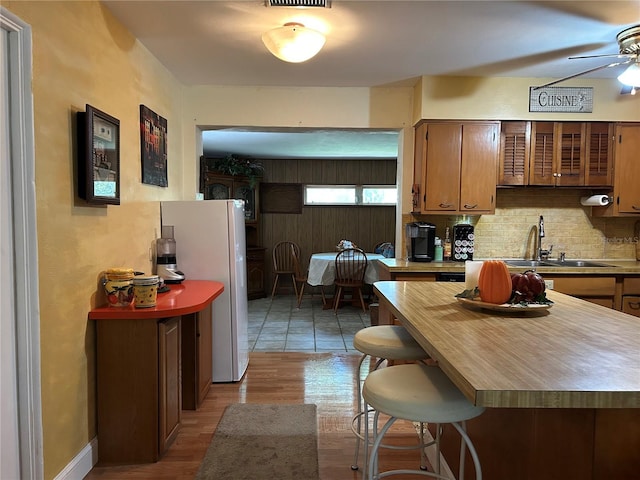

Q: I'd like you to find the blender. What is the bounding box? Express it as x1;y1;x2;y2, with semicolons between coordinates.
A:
155;225;185;283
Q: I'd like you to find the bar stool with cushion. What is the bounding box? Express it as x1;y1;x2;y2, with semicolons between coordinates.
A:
351;325;430;472
363;363;485;480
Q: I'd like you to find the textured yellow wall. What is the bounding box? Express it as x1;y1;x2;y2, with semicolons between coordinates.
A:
4;2;183;478
415;76;640;123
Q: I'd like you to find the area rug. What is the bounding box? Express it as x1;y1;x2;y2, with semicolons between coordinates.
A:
195;403;319;480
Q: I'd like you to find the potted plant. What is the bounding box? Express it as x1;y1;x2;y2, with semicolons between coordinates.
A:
209;154;264;187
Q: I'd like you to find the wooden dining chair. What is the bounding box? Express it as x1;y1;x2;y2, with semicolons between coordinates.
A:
271;241;300;298
290;245;326;308
333;248;368;313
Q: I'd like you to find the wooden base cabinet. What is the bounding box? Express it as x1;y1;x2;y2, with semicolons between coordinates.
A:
181;304;213;410
158;317;181;455
96;317;181;465
435;407;640;480
247;247;267;299
91;281;223;465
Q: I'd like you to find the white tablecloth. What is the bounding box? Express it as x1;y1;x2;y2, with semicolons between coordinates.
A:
306;252;385;286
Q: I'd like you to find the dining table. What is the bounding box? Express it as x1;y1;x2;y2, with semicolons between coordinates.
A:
373;280;640;480
306;252;385;287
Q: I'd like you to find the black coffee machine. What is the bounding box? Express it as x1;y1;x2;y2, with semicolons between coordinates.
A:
406;222;436;262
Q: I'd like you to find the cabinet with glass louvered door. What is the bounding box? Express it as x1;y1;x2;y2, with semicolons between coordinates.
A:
499;121;613;187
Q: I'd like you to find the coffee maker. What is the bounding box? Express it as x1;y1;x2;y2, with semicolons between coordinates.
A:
406;222;437;262
155;225;185;283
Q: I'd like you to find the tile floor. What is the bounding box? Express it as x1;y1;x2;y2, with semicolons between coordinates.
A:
248;292;374;352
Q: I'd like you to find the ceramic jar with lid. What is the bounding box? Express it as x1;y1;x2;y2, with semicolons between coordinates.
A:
103;268;135;307
132;275;160;308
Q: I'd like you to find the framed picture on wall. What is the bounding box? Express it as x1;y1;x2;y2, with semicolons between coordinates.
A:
140;105;168;187
77;104;120;205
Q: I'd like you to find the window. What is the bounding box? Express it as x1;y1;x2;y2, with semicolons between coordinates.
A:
304;185;397;206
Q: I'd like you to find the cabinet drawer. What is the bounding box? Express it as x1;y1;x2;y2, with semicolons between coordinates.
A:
623;277;640;295
622;296;640;317
547;276;616;296
391;273;436;281
584;297;614;309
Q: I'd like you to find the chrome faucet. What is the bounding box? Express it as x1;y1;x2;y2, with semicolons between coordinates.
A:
536;215;553;260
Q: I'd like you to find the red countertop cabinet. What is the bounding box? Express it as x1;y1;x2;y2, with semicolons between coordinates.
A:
90;280;224;465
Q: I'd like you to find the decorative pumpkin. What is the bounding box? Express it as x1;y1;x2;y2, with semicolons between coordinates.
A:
478;260;513;304
511;270;546;302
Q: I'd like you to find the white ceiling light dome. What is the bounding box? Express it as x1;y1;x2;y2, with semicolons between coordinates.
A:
262;22;326;63
617;59;640;87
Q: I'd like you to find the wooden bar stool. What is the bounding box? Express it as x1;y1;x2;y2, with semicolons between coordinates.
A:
351;325;430;472
363;363;485;480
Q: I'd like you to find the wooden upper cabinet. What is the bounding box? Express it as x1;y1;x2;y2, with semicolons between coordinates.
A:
499;121;531;186
556;122;586;186
499;121;613;188
203;173;233;199
203;172;260;224
422;123;462;212
529;121;557;185
460;123;499;212
585;122;614;187
530;121;586;186
417;121;498;214
613;123;640;215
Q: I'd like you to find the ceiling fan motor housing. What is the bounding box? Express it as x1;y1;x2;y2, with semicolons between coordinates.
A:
617;25;640;54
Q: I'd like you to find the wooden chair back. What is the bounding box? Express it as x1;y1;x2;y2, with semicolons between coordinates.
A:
334;248;368;286
290;244;306;281
272;241;300;274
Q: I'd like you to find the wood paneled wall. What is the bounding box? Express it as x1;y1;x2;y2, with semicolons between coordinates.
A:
259;158;397;294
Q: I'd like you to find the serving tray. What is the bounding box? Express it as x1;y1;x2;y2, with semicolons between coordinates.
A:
456;297;552;312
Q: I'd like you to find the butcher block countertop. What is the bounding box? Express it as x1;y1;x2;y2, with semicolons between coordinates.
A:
377;258;640;275
373;281;640;409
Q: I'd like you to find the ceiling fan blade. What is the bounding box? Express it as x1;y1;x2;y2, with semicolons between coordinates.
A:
569;53;637;60
532;59;634;90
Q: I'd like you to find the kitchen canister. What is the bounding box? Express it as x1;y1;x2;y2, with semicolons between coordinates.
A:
103;268;135;307
133;275;160;308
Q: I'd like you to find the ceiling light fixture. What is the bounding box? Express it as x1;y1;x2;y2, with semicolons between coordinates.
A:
262;22;326;63
617;59;640;87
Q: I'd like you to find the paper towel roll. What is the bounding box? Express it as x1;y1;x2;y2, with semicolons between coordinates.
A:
580;195;611;207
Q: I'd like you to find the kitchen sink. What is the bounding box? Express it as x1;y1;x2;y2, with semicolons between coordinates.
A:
545;260;615;268
502;259;615;268
503;260;555;267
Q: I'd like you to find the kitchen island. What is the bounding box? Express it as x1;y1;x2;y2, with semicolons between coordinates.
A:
376;258;640;323
373;281;640;480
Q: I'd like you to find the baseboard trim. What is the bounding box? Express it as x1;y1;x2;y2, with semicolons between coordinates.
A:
54;437;98;480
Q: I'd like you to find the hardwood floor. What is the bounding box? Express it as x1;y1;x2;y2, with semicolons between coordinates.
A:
85;352;428;480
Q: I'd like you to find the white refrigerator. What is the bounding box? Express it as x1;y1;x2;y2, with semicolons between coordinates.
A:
160;199;249;382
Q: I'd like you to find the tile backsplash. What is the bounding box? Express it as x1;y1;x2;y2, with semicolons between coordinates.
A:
406;189;638;261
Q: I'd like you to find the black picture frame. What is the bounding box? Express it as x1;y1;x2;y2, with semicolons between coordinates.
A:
140;105;168;187
77;104;120;205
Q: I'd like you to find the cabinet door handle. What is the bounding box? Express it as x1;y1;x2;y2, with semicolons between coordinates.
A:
463;204;478;209
632;205;640;211
628;302;640;310
439;203;454;208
